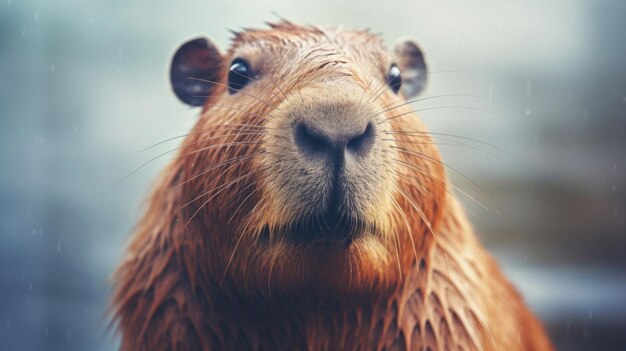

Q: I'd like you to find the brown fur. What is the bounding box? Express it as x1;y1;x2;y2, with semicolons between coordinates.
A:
112;22;553;350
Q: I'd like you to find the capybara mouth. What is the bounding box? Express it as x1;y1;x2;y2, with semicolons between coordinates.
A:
263;210;372;247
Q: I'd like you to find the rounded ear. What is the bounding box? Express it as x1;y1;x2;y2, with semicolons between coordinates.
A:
393;38;427;98
170;37;224;107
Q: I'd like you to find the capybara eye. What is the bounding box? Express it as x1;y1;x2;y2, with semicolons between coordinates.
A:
386;64;402;94
228;58;253;94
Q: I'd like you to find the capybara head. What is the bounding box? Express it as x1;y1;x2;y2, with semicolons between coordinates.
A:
166;22;445;298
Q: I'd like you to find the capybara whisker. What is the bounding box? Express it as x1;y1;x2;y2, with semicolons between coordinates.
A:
188;77;281;111
392;146;496;208
173;152;266;189
184;167;268;225
396;187;438;241
390;156;489;211
204;103;278;121
379;93;490;112
381;105;510;124
137;125;266;153
388;129;528;170
123;140;264;181
181;166;266;210
393;137;524;174
358;53;385;106
228;66;286;104
390;196;418;263
366;77;391;104
226;180;263;225
390;170;428;194
391;226;403;283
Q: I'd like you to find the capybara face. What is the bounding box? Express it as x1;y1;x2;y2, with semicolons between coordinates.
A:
169;22;445;296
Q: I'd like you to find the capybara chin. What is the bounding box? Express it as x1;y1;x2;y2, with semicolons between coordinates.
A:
112;21;554;350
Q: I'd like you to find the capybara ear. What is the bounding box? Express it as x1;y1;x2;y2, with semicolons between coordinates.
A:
393;38;427;98
170;37;224;106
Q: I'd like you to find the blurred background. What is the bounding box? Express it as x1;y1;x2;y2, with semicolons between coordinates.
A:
1;0;624;350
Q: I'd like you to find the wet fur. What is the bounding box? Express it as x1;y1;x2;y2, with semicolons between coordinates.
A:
112;22;553;350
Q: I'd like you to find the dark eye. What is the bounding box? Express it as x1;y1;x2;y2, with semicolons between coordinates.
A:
387;64;402;94
228;58;253;94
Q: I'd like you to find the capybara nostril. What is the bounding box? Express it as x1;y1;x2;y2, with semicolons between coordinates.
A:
346;122;375;156
294;119;375;163
294;122;332;157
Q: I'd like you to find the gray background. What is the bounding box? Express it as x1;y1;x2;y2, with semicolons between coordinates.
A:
1;0;625;350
